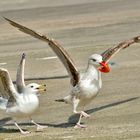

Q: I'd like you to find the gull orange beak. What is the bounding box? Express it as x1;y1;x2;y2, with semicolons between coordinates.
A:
98;61;110;73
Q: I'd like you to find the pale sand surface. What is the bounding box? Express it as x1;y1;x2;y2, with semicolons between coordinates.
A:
0;0;140;139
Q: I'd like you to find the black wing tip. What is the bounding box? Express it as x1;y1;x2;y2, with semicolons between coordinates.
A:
22;53;26;59
134;36;140;43
3;16;8;20
3;17;13;23
55;99;65;102
3;17;20;28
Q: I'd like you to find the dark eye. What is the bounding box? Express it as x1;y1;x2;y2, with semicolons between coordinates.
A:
92;59;96;62
31;86;34;88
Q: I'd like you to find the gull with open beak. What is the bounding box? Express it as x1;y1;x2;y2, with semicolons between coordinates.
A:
4;17;140;128
0;53;47;134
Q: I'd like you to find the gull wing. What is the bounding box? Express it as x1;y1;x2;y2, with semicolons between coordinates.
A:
0;68;18;106
101;36;140;63
5;18;80;86
16;53;26;93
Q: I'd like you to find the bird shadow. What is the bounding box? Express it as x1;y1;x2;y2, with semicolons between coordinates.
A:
0;117;21;133
0;127;20;133
0;117;12;126
0;96;139;132
55;96;139;128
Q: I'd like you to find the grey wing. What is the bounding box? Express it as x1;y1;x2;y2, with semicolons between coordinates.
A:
16;53;26;93
101;36;140;63
5;17;80;86
0;68;18;106
47;39;80;86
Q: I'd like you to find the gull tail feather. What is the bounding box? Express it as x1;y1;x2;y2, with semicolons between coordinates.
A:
0;97;8;110
55;99;65;102
55;95;71;104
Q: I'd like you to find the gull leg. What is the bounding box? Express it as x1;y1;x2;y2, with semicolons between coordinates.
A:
14;121;30;134
74;112;85;128
30;119;48;131
74;111;90;128
81;111;90;118
72;97;89;128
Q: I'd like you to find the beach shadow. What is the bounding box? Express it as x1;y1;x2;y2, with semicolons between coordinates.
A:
0;117;12;126
0;119;31;133
4;121;73;129
35;97;139;128
67;96;139;124
0;127;20;133
2;122;49;133
1;97;139;131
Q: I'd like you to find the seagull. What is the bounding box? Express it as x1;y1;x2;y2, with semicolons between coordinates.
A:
4;17;140;128
0;53;47;134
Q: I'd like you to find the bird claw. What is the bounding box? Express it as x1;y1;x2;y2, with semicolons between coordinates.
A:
74;123;86;129
36;125;48;131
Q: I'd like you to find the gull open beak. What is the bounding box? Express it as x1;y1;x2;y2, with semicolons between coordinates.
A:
36;84;47;93
98;61;110;73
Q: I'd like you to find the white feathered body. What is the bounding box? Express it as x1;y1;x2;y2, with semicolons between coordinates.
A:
65;65;102;107
6;93;39;117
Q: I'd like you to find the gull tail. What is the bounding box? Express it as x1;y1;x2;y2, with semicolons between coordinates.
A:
0;97;8;110
55;95;71;104
55;99;65;102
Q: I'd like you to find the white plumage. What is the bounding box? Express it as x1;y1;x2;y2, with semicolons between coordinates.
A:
4;17;140;128
0;54;47;134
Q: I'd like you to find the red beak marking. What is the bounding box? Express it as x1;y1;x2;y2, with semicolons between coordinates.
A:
98;61;110;73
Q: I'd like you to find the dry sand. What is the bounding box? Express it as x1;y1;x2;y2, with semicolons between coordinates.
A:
0;0;140;139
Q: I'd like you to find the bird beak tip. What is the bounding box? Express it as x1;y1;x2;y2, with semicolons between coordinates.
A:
98;61;110;73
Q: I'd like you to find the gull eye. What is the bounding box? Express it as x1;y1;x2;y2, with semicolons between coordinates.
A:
92;59;96;62
31;86;34;88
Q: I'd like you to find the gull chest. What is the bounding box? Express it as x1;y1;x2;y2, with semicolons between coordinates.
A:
18;94;39;114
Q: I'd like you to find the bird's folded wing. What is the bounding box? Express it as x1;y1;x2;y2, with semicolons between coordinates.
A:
5;18;80;86
101;36;140;63
16;53;26;93
0;68;17;104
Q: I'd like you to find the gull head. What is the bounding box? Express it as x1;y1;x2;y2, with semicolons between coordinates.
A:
26;83;46;93
89;54;110;73
89;54;103;66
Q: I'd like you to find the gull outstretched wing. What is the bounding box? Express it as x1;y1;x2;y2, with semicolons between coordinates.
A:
0;68;18;107
101;36;140;63
5;18;80;86
16;53;26;93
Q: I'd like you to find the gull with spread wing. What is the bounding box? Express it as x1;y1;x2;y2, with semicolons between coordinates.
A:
5;17;140;128
0;53;47;134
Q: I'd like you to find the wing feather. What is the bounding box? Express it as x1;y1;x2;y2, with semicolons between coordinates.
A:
16;53;26;93
5;17;79;86
101;36;140;63
0;68;18;104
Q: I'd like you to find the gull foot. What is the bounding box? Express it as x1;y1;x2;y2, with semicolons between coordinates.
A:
36;125;48;131
74;123;86;129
